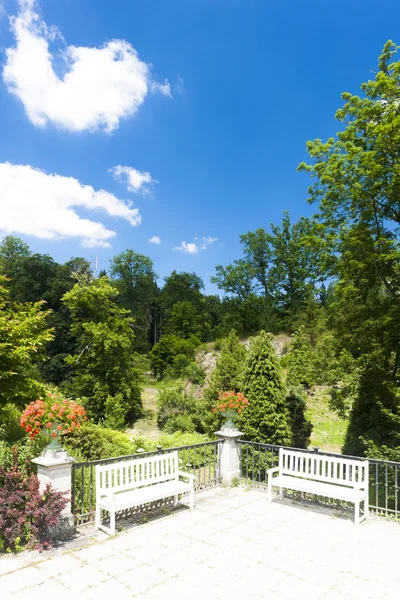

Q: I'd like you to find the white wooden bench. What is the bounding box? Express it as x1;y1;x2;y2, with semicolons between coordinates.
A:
267;448;369;525
95;451;195;535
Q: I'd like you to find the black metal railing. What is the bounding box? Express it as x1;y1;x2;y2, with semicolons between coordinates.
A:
71;440;223;525
237;441;400;519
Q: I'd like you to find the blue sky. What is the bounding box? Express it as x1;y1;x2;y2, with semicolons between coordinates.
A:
0;0;398;293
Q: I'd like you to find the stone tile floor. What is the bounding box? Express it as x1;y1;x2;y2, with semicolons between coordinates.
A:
0;486;399;599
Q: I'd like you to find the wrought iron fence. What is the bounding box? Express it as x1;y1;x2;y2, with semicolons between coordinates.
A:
237;441;400;519
71;440;223;525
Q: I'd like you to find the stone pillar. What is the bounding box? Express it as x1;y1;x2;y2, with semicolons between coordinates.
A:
215;429;243;486
32;450;75;537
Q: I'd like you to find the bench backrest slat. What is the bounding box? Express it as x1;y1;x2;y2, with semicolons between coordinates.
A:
279;449;368;487
96;451;179;495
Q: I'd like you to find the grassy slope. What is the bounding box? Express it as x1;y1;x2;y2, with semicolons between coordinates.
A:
305;386;349;453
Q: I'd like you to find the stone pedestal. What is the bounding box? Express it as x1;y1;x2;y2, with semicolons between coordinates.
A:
215;429;243;486
32;450;76;538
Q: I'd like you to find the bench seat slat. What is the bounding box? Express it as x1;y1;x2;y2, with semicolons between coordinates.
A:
270;475;367;502
99;479;193;511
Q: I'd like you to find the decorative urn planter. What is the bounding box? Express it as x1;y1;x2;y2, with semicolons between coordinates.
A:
41;421;64;453
221;409;238;430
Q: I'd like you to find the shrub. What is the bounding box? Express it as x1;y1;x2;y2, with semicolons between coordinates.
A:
0;438;48;475
164;414;196;434
63;423;157;461
103;393;128;430
0;404;25;444
0;450;68;552
158;431;209;448
184;362;206;385
157;385;206;433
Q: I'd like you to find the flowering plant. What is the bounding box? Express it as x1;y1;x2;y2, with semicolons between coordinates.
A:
213;390;249;414
20;390;87;440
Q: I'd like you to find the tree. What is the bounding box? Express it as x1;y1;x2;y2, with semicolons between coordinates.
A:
62;277;142;426
268;213;326;327
286;387;313;449
298;40;400;370
239;331;292;444
285;326;315;388
109;250;158;352
343;367;400;456
0;275;53;408
203;330;247;433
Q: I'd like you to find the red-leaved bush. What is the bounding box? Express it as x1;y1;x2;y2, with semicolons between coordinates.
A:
0;449;68;553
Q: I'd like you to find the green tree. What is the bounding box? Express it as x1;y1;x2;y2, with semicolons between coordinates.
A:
285;326;315;388
0;275;53;408
268;213;326;327
286;387;313;449
109;250;158;352
239;331;292;444
62;277;142;425
203;330;247;434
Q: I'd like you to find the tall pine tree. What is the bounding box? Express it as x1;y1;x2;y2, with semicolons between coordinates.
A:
239;331;292;444
203;330;246;434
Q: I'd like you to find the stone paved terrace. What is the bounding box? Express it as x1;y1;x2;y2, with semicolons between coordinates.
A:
0;486;399;599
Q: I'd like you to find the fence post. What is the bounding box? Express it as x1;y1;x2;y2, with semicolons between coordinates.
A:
215;429;242;486
32;450;75;538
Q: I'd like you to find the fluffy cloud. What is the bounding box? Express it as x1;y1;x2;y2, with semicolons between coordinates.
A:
3;0;170;132
151;80;172;98
110;165;157;195
0;162;141;247
175;237;218;254
149;235;161;244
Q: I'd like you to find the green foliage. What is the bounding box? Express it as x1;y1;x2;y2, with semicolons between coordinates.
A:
157;385;205;433
203;330;247;433
63;423;156;461
184;362;205;385
284;326;315;388
149;334;200;378
286;387;313;449
239;331;292;444
158;430;209;448
343;367;400;456
62;277;142;425
164;414;196;434
0;275;53;409
0;404;25;444
109;249;158;352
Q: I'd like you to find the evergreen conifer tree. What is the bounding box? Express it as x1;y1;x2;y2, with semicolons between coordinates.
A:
239;331;292;444
285;326;314;388
203;330;246;433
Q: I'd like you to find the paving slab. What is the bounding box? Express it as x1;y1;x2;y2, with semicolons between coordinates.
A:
1;486;400;599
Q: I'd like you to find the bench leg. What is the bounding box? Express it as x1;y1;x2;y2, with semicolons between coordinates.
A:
278;487;283;500
364;498;369;521
354;499;360;526
110;508;116;536
267;480;272;504
173;495;178;507
189;488;194;511
95;504;101;530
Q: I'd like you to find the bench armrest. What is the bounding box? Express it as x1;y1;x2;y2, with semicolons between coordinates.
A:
267;467;280;477
178;470;196;482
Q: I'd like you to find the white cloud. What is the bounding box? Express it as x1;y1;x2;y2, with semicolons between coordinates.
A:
110;165;157;195
0;162;141;248
2;0;170;132
175;237;218;254
151;79;172;98
176;241;199;254
149;235;161;244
